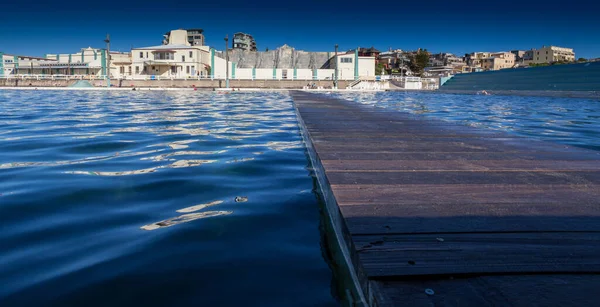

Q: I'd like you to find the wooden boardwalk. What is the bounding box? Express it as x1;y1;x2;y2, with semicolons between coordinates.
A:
291;91;600;306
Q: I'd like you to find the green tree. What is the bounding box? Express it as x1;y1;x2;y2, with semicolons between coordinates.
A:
375;63;386;75
408;49;430;77
578;57;587;62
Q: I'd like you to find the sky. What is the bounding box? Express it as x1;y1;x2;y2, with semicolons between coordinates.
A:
1;0;599;59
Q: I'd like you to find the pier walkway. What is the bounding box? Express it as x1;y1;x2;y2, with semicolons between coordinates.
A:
291;91;600;306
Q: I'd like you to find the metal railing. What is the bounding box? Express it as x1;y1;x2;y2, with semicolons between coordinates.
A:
0;74;108;80
0;74;383;82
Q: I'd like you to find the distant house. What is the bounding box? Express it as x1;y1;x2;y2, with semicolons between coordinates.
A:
352;47;381;58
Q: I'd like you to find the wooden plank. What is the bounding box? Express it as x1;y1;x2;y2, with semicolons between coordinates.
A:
340;204;600;235
353;233;600;277
331;184;600;206
316;151;600;161
326;170;600;185
372;274;600;307
322;160;600;171
291;91;600;306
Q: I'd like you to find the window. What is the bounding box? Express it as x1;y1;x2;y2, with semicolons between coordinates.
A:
171;66;177;74
146;52;148;58
139;52;143;58
341;58;352;63
152;66;156;70
154;52;174;60
128;66;132;74
120;67;125;73
135;66;140;74
186;66;190;74
189;51;193;58
182;55;185;62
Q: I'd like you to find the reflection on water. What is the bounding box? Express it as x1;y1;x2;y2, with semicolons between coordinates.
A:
333;91;600;151
141;211;233;231
0;90;336;306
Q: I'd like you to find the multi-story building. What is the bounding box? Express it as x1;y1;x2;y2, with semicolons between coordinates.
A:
356;47;381;58
511;50;535;66
378;49;408;70
533;46;575;63
132;44;212;78
428;53;464;67
480;52;516;71
465;52;492;67
232;32;257;51
163;29;205;46
445;54;464;66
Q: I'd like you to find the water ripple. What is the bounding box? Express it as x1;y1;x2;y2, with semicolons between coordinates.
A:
332;91;600;151
0;90;336;306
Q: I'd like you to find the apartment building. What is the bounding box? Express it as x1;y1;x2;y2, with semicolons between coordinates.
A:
163;29;205;46
533;46;575;63
232;32;257;51
480;52;516;71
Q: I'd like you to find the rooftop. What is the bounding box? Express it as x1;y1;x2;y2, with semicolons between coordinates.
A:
134;44;199;50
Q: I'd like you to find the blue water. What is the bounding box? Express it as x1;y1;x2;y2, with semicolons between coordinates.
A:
333;91;600;151
0;90;338;306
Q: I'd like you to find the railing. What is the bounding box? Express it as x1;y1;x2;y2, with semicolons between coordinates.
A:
0;74;108;80
1;74;386;82
347;79;363;89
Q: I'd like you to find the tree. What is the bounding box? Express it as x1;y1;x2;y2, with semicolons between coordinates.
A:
578;57;587;62
408;49;430;77
375;63;386;75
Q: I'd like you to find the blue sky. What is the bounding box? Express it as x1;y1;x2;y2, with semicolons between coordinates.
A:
1;0;599;58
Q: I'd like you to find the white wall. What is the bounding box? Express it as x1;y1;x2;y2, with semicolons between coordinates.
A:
235;68;253;79
317;69;334;80
212;56;234;79
358;57;375;79
254;68;274;79
296;69;313;80
337;54;355;80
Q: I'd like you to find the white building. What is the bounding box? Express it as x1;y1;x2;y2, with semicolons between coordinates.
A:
45;47;131;78
1;53;57;75
131;44;213;78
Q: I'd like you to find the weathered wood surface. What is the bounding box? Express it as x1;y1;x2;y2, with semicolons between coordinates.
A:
291;91;600;306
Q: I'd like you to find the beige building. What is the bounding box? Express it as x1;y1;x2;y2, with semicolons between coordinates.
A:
533;46;575;64
480;52;516;71
132;44;212;78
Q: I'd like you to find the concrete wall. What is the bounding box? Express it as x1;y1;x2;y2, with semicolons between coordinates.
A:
0;79;74;87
